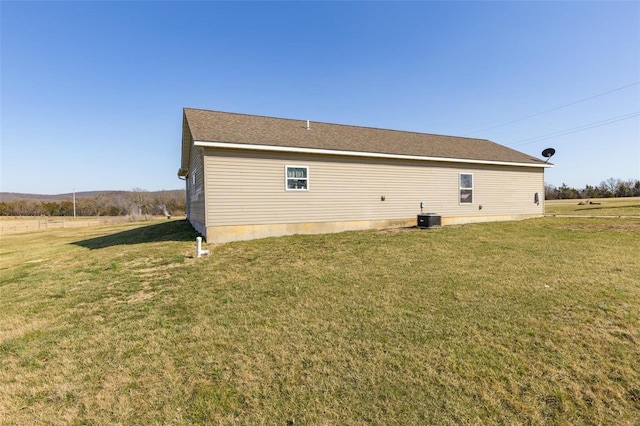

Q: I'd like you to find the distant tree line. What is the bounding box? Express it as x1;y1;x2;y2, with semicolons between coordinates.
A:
0;189;186;217
545;178;640;200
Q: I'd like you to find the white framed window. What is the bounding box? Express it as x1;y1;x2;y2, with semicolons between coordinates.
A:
459;173;473;204
285;165;309;191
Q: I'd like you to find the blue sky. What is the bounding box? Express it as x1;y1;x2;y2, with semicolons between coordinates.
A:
1;1;638;194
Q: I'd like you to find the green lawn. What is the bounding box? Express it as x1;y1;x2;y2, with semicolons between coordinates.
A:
1;218;639;424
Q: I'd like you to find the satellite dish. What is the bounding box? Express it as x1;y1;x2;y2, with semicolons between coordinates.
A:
542;148;555;162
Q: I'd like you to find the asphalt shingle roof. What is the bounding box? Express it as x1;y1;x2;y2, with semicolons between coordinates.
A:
183;108;547;166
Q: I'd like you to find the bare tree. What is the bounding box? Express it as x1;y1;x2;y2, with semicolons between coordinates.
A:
127;188;152;217
12;200;29;216
544;183;557;200
94;193;108;216
601;178;621;196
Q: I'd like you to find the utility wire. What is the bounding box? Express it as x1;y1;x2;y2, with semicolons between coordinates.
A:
463;81;640;136
508;111;640;147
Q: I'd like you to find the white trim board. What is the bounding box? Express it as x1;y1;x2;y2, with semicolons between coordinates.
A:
194;141;552;169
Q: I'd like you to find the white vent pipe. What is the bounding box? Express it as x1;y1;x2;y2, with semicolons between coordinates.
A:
196;236;210;258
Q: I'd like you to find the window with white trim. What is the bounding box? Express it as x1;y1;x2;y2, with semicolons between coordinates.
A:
459;173;473;204
285;166;309;191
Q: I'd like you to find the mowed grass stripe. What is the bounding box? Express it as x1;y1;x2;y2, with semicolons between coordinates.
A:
0;217;639;424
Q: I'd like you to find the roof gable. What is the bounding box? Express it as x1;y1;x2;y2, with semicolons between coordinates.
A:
182;108;548;168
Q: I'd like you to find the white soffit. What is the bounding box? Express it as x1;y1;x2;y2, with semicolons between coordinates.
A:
194;141;553;168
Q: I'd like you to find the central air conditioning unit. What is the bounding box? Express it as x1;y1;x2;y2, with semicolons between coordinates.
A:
417;213;441;229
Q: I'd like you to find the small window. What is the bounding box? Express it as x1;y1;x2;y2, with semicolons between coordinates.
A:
459;173;473;204
286;166;309;191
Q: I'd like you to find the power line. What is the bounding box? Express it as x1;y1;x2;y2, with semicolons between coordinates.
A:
463;81;640;136
507;111;640;147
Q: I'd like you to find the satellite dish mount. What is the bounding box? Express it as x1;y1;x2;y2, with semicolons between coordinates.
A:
541;148;556;163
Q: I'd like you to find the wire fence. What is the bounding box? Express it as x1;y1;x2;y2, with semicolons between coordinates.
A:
0;216;167;235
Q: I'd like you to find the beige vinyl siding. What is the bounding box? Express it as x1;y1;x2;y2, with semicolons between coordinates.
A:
204;148;544;227
187;145;207;235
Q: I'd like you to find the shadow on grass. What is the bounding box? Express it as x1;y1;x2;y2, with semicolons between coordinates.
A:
72;220;200;249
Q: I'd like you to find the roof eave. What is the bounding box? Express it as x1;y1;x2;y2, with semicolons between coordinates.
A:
194;140;552;168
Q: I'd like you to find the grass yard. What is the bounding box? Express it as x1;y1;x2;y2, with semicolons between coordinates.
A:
1;217;639;424
545;196;640;217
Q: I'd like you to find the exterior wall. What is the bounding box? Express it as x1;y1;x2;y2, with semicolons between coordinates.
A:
186;145;207;236
203;148;545;242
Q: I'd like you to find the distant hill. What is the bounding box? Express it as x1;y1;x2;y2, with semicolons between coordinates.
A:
0;189;184;203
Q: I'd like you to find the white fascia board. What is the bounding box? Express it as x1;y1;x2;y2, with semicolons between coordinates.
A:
194;141;553;168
